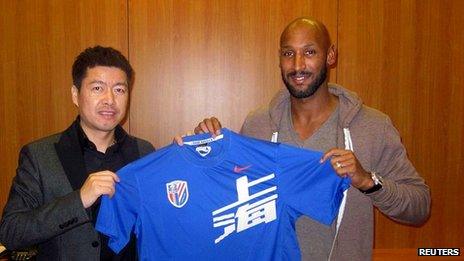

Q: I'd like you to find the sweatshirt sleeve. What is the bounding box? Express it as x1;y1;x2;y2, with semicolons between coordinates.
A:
368;116;430;225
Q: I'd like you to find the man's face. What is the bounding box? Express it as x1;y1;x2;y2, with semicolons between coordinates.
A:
279;25;328;99
72;66;129;136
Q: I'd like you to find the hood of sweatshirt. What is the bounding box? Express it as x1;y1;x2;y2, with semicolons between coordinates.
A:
267;83;363;132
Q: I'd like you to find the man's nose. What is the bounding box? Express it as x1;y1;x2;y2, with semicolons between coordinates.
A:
102;89;115;105
294;53;306;71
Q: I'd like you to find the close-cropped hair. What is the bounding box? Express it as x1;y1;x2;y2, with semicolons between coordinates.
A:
72;46;133;89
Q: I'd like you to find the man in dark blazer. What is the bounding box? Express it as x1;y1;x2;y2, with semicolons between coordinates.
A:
0;46;155;260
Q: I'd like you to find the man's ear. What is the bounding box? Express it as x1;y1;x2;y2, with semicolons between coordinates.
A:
71;85;79;107
326;44;338;68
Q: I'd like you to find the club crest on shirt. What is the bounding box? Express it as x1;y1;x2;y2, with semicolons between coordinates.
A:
166;180;189;208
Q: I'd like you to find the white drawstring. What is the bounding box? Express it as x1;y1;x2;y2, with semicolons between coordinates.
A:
337;128;352;231
344;128;354;151
271;132;279;143
328;128;353;260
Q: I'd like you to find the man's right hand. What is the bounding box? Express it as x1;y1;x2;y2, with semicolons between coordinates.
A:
79;170;120;209
174;117;222;145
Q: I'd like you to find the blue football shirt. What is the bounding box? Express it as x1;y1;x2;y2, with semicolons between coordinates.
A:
96;128;350;260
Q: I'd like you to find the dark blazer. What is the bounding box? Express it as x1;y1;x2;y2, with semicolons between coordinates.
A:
0;122;154;261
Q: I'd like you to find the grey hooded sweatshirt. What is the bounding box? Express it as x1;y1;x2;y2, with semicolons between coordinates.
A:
240;83;430;260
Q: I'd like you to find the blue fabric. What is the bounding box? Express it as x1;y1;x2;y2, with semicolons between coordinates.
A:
96;128;350;260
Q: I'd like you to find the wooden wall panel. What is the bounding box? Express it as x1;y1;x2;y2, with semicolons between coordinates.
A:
1;0;462;252
337;0;464;248
0;0;128;211
128;0;338;147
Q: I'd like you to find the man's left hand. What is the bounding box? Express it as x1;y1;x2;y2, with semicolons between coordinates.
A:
320;148;374;191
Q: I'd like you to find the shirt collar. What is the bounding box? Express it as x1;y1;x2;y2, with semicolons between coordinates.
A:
73;116;127;153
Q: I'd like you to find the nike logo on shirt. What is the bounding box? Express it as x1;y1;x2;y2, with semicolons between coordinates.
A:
233;165;251;173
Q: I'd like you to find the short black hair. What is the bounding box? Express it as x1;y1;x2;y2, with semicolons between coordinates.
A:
72;46;133;89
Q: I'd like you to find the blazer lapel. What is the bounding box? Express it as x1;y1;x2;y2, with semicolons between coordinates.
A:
55;123;88;191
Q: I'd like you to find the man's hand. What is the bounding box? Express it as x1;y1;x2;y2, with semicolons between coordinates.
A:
79;170;120;209
320;148;374;190
194;117;222;135
173;117;222;145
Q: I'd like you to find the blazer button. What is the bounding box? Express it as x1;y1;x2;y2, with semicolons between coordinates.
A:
92;241;99;248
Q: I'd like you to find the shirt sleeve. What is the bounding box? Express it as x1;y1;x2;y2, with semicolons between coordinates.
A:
277;144;350;225
96;163;141;254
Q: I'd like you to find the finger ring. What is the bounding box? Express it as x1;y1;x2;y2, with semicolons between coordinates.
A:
335;162;342;168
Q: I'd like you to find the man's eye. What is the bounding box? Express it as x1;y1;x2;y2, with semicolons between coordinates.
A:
92;86;103;92
114;87;127;94
281;51;294;57
305;49;316;56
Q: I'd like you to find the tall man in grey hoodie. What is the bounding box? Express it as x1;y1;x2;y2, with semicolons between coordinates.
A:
184;17;430;260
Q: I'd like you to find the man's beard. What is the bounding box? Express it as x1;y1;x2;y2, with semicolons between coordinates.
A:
282;66;327;99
